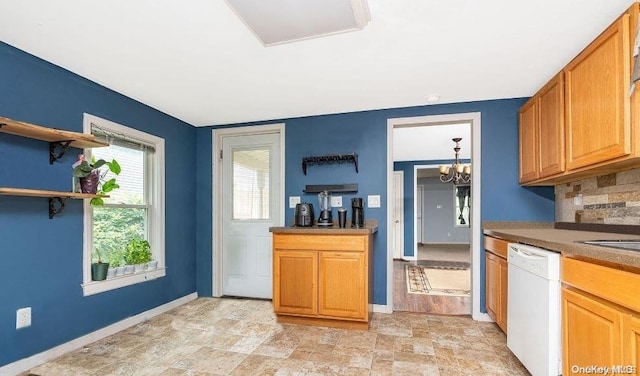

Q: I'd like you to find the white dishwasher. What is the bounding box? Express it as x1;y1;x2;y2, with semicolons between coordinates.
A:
507;243;561;376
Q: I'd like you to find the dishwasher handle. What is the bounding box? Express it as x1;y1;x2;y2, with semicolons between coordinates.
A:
509;246;547;260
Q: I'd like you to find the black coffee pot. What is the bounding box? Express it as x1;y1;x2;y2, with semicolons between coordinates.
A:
351;197;364;227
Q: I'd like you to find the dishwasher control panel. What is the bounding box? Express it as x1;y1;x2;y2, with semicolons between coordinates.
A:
507;243;560;280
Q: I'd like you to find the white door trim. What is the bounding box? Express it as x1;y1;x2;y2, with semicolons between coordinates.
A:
392;171;405;260
212;123;285;297
387;112;489;321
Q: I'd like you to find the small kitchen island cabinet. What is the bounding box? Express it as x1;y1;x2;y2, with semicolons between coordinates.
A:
269;222;377;330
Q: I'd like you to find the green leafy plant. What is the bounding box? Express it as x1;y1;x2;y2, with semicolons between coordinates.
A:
94;248;105;264
107;251;125;268
124;238;152;265
73;156;121;205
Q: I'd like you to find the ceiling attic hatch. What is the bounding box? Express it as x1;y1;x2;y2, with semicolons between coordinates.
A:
225;0;371;46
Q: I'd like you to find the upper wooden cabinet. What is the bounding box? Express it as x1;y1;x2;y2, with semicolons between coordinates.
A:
539;74;566;177
519;73;565;184
518;98;539;183
565;12;631;170
520;3;640;185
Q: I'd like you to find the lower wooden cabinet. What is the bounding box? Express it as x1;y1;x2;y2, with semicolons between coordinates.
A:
484;236;508;333
318;251;366;319
624;311;640;367
272;232;373;329
562;256;640;374
273;250;318;316
562;287;622;373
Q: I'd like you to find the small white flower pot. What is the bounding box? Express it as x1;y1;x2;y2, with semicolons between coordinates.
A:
106;268;116;279
115;266;126;276
134;263;146;273
147;260;158;270
124;265;135;275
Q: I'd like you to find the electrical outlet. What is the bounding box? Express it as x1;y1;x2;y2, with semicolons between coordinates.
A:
367;195;381;208
16;307;31;329
331;196;342;207
573;194;582;206
289;196;301;208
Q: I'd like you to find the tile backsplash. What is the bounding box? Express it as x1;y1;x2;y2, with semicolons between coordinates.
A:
555;168;640;225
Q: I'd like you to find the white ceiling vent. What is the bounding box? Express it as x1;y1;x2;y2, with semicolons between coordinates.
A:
225;0;371;46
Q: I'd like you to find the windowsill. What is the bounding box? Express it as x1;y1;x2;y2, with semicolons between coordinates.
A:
82;267;166;296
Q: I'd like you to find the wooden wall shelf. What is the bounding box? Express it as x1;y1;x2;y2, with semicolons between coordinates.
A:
0;188;109;218
0;116;108;163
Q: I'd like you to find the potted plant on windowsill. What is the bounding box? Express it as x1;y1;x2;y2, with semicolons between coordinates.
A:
72;155;121;205
124;238;152;273
91;249;110;281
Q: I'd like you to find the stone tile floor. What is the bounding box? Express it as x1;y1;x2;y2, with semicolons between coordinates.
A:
30;298;530;375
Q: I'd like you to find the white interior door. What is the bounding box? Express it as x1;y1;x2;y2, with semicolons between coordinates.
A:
416;185;424;244
222;133;281;298
393;171;404;259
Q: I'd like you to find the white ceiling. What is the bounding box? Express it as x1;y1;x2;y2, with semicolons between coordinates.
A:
0;0;633;126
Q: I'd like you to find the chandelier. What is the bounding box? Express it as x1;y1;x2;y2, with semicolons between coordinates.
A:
439;138;471;185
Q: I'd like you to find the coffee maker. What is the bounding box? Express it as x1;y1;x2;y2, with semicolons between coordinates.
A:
351;197;364;227
317;191;333;226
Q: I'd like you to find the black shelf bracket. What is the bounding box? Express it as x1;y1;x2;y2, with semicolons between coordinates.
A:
49;140;73;164
302;153;358;175
0;122;5;129
48;197;68;219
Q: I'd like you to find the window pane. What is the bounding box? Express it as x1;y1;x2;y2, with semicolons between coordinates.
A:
232;148;270;220
455;186;471;227
92;144;145;205
92;207;146;265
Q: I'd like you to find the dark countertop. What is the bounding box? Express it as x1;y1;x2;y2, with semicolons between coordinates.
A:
270;219;378;235
483;221;640;269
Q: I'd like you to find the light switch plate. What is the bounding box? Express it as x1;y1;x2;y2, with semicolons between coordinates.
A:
368;195;381;208
331;196;342;207
289;196;301;208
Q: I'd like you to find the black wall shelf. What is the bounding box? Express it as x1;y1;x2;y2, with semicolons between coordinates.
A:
302;153;358;175
304;184;358;193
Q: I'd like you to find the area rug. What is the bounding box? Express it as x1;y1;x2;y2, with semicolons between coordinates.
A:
415;260;471;270
406;264;471;296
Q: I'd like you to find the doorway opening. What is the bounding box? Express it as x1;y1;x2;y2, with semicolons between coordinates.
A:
387;113;483;319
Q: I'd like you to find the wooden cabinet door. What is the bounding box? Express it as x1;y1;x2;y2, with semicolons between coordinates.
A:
273;250;317;316
563;287;623;374
497;257;508;333
485;252;499;323
564;14;631;170
318;251;366;320
519;97;539;183
538;73;565;178
623;313;640;368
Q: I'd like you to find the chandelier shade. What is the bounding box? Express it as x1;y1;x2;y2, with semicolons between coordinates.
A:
439;138;471;185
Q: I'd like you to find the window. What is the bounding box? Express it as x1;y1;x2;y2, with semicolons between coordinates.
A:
82;114;165;296
232;147;271;220
454;185;470;227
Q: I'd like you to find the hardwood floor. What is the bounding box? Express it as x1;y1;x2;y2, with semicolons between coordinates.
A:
394;243;471;315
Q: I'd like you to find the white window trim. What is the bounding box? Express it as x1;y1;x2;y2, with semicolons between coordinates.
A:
81;113;166;296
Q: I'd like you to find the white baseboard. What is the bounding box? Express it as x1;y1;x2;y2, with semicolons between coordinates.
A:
373;304;393;314
0;292;198;376
472;312;493;322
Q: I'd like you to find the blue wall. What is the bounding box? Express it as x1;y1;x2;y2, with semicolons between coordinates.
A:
196;99;557;307
0;42;197;366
